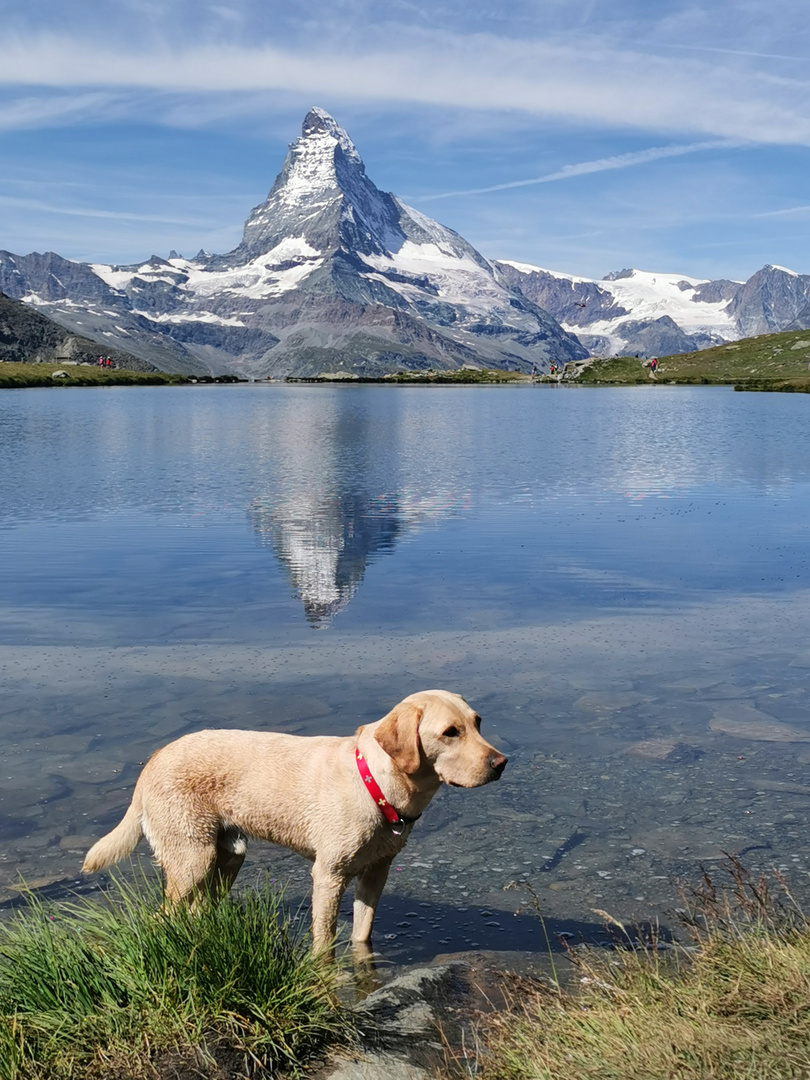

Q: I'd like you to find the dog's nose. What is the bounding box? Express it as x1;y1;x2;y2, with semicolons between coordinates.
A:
489;753;508;776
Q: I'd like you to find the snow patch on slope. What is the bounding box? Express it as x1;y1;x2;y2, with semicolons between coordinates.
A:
504;260;741;339
498;259;593;284
571;269;738;335
90;238;323;303
361;245;511;314
132;311;247;327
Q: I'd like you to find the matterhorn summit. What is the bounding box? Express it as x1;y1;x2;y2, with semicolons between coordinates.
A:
0;108;587;378
228;107;500;270
233;107;404;263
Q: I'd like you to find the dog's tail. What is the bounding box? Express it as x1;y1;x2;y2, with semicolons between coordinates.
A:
82;785;144;874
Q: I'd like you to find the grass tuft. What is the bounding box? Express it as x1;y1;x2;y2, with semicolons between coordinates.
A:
0;875;345;1079
480;857;810;1080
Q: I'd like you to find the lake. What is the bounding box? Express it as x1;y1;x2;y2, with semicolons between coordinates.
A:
2;382;810;966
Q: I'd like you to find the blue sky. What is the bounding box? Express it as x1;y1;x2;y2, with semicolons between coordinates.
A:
2;0;810;280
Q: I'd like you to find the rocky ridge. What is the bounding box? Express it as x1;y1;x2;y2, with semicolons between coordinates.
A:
495;261;810;358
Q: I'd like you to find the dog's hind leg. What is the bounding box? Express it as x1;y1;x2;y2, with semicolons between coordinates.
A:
211;826;247;896
161;842;218;907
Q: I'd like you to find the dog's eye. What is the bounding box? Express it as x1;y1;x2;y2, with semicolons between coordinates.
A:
442;726;459;738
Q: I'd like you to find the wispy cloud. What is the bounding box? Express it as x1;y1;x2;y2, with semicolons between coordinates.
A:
2;31;810;146
0;91;117;131
417;140;740;201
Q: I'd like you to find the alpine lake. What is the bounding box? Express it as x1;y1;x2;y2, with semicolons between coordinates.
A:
2;381;810;972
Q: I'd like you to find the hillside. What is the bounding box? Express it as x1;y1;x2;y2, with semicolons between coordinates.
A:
0;292;158;371
576;327;810;387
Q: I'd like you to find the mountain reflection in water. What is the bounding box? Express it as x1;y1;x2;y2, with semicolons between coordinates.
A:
248;492;401;625
242;388;471;625
248;486;471;626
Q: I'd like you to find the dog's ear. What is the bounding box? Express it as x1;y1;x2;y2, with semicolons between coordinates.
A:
374;702;424;774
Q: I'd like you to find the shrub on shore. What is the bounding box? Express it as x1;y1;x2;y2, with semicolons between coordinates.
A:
0;877;344;1079
480;859;810;1080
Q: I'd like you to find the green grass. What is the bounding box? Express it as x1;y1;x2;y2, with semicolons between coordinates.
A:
576;355;655;385
287;366;532;383
381;367;530;384
577;328;810;388
0;363;188;389
0;877;344;1079
478;860;810;1080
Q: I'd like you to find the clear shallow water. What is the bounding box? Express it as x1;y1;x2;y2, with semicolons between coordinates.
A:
2;383;810;965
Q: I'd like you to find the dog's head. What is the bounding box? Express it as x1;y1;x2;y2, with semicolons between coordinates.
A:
374;689;507;787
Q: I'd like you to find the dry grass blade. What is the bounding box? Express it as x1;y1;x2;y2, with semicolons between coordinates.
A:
478;858;810;1080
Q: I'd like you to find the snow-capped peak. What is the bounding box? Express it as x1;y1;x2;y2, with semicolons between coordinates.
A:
263;109;359;209
300;107;360;159
763;263;799;276
496;259;593;284
230;105;391;262
282;107;364;195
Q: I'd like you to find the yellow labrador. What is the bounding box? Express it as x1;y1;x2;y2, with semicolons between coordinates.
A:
83;690;507;953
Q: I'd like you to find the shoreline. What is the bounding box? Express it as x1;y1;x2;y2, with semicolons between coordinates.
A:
0;363;243;389
4;362;810;394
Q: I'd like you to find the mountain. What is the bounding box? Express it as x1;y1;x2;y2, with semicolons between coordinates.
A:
726;265;810;338
0;291;158;369
0;109;587;378
0;252;214;375
494;261;810;358
6;109;809;371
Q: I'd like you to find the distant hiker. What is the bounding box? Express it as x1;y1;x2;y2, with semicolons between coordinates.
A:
650;357;658;374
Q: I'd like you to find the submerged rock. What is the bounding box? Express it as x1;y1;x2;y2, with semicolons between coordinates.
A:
313;962;495;1079
629;738;704;763
709;705;810;742
574;691;647;714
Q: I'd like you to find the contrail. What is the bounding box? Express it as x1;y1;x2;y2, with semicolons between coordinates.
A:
664;43;808;63
0;194;206;226
417;139;740;201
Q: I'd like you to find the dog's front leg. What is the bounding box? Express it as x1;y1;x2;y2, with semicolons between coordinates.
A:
310;860;350;957
352;856;393;947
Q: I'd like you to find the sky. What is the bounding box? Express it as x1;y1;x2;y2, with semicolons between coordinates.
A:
2;0;810;281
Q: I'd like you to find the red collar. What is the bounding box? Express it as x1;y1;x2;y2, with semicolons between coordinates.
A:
356;748;415;835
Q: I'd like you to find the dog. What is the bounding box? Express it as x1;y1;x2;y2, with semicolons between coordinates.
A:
83;690;507;954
